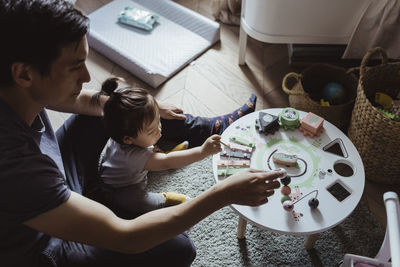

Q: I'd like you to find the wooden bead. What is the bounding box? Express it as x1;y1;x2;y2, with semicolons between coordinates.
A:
281;185;291;195
283;200;294;212
281;195;291;203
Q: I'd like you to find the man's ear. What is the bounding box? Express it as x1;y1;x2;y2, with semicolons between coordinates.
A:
10;62;34;88
123;136;135;145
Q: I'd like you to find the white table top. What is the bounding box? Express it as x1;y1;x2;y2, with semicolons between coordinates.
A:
212;108;365;235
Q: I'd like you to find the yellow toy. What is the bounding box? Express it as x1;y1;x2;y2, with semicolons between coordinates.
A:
375;92;393;110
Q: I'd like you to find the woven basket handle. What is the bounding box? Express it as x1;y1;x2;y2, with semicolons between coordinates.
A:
346;67;360;79
360;47;388;77
346;67;359;75
282;72;306;96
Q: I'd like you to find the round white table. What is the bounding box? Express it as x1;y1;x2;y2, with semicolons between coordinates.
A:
212;108;365;249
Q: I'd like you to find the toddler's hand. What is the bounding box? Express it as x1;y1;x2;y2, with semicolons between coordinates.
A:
201;135;222;156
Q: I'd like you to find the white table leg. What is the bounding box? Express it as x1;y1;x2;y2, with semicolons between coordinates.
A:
305;233;319;250
238;25;247;65
237;217;247;239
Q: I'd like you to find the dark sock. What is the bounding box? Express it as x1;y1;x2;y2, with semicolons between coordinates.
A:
209;93;257;135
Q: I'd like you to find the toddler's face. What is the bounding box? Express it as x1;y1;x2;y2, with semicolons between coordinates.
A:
127;115;162;148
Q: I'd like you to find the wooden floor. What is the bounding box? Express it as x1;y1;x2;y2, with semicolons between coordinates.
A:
48;0;293;129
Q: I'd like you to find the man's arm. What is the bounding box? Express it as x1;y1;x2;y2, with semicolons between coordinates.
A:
47;89;108;116
24;169;282;254
48;89;186;119
158;102;186;120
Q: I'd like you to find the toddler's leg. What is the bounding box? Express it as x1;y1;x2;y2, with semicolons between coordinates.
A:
111;184;166;218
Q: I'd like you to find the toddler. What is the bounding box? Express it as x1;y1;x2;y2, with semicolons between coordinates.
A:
97;78;257;217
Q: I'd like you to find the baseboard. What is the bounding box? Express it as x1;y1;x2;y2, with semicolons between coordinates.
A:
288;44;361;69
288;44;400;69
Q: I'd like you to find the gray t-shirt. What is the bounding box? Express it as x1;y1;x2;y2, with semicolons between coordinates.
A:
100;139;153;188
0;100;70;267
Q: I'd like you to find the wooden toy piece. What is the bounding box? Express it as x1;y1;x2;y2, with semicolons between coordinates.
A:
289;186;303;202
228;142;253;153
283;200;294;212
217;159;251;167
281;195;291;203
219;140;232;150
299;125;324;137
255;118;261;131
255;119;279;134
308;198;319;209
255;112;280;135
299;112;324;137
281;185;291;195
278;107;300;130
229;136;255;148
292;210;303;221
217;167;248;177
272;153;298;167
280;175;291;186
259;112;278;130
220;150;251;159
301;112;324;130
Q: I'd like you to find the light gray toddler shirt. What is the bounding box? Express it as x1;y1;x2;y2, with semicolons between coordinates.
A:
100;139;153;188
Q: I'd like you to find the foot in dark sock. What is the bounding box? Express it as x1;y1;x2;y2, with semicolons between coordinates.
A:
210;93;257;135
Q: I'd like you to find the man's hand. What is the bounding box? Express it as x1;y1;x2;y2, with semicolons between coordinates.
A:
218;169;283;207
158;102;186;120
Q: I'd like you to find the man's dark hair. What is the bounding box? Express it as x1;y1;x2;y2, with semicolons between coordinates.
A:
0;0;89;85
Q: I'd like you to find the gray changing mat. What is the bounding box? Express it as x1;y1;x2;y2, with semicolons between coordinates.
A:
88;0;220;87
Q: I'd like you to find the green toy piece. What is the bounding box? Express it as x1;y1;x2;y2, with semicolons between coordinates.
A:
278;107;300;130
217;167;248;177
229;136;255;148
273;152;298;166
281;195;291;203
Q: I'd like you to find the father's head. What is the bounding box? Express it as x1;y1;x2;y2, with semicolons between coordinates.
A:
0;0;89;87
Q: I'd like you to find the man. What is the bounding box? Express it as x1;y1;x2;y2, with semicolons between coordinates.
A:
0;1;282;266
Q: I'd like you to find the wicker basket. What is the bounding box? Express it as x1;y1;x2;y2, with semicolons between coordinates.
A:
347;47;400;185
282;64;358;131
